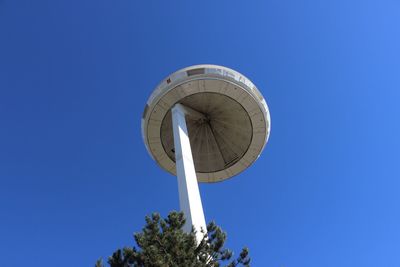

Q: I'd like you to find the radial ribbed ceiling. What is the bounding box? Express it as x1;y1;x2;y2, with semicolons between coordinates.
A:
161;93;252;173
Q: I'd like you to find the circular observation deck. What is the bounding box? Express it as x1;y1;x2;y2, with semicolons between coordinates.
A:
142;64;270;183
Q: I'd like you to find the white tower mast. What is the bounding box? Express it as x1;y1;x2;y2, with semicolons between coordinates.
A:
172;104;207;241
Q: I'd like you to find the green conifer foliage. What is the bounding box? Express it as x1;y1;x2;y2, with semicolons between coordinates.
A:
96;211;250;267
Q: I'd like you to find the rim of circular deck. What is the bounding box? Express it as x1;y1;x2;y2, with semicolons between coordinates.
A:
141;64;271;182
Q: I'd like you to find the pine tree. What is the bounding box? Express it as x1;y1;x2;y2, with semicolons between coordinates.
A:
96;211;250;267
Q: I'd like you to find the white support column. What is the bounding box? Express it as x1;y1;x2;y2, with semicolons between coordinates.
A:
171;104;207;244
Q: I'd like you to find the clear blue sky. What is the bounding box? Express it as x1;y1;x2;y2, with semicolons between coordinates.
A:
0;1;399;266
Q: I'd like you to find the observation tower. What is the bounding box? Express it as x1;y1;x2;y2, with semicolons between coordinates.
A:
142;64;270;242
